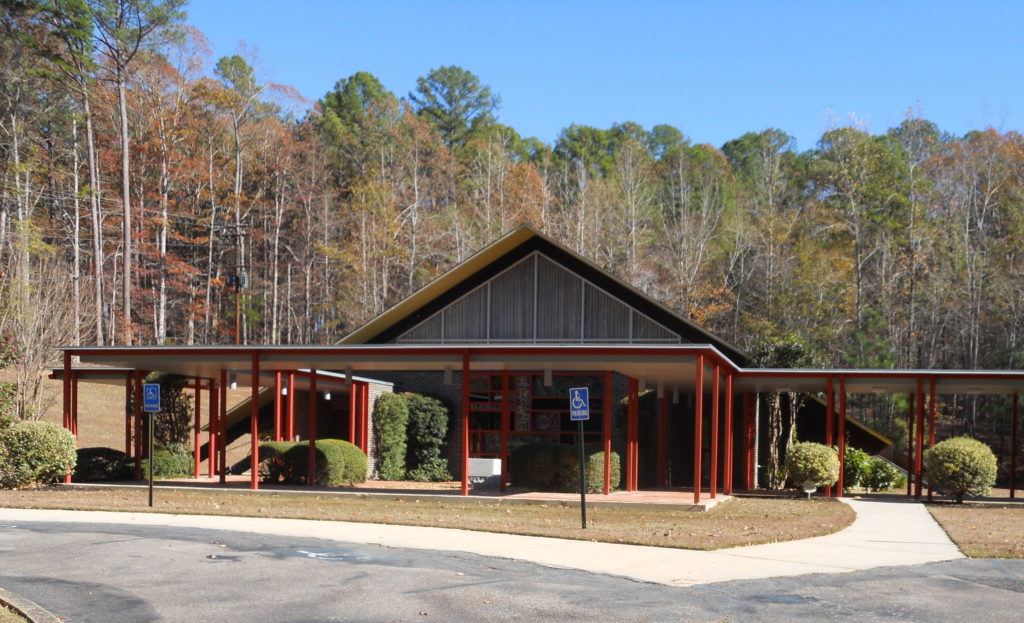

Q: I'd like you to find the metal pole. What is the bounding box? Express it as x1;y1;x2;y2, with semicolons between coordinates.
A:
148;410;154;507
578;418;587;529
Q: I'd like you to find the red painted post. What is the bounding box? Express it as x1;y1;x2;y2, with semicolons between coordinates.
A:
62;352;72;483
657;392;668;487
250;353;260;490
838;377;847;496
826;376;835;497
693;355;704;504
914;376;925;499
928;377;937;501
71;370;79;437
500;371;509;492
134;370;144;480
193;377;201;479
287;372;296;441
724;373;734;495
1011;393;1018;499
461;353;471;496
348;378;357;445
125;372;132;457
907;392;915;497
825;374;834;497
360;382;369;452
209;380;218;478
219;370;227;484
308;374;318;487
603;370;612;495
273;371;283;442
743;393;756;490
627;377;639;491
710;365;720;498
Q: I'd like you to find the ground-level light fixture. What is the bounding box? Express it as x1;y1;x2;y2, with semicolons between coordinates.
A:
443;366;453;386
324;391;331;401
543;369;552;387
281;386;288;396
229;373;238;390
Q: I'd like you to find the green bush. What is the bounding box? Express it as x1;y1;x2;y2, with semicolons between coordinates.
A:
785;442;839;490
0;381;17;428
374;393;409;480
0;420;77;488
405;393;450;481
863;456;903;492
843;446;871;491
334;439;368;484
258;441;299;482
510;442;621;493
261;440;366;486
924;436;997;503
74;447;131;482
141;446;192;478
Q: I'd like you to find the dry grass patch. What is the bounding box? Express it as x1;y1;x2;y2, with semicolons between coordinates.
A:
0;487;852;550
928;504;1024;558
0;605;28;623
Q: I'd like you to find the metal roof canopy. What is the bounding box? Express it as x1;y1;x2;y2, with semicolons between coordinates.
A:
58;344;1024;395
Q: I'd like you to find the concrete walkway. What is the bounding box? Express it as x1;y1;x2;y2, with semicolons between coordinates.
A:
0;497;963;587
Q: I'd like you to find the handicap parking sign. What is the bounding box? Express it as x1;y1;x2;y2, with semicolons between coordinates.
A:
143;384;161;412
569;387;589;421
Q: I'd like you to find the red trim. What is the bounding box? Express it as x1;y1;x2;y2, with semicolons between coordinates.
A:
906;392;915;496
347;379;357;445
134;370;144;480
743;393;755;490
710;365;720;498
693;355;704;504
219;370;227;484
124;373;132;457
461;353;470;496
724;373;734;494
603;370;612;494
825;375;834;497
250;353;260;490
914;376;925;499
273;371;283;442
308;374;318;486
193;377;201;479
838;377;847;495
826;376;835;496
360;382;369;452
71;371;79;437
287;373;296;441
209;380;218;478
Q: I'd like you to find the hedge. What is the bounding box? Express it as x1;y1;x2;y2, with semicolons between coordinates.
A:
863;456;903;492
259;439;366;486
141;446;192;478
258;441;299;483
510;442;621;493
374;393;409;480
784;442;839;489
924;436;997;503
404;393;450;481
0;420;77;488
74;447;131;482
843;446;871;491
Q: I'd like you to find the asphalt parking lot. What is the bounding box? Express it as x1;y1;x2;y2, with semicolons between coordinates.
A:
2;521;1022;622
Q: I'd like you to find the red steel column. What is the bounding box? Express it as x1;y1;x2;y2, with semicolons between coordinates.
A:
308;374;318;487
134;370;144;480
1011;393;1018;499
62;353;72;483
603;370;612;494
500;371;510;492
71;371;79;437
461;353;471;496
743;393;756;490
838;377;847;496
724;373;734;494
348;379;357;445
193;377;201;479
287;372;296;441
250;352;260;490
914;376;925;499
627;377;639;491
125;372;133;456
273;371;283;442
209;380;218;478
360;382;369;452
825;375;834;497
906;392;915;497
710;365;720;498
219;370;227;484
693;355;704;504
657;392;668;487
826;376;835;496
927;377;937;501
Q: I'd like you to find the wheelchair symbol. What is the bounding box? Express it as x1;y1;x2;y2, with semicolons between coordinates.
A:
145;386;159;400
571;390;586;410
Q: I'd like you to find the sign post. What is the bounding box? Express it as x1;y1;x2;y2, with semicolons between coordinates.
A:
143;383;160;507
569;387;590;529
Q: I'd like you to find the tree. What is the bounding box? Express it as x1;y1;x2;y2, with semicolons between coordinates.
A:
89;0;186;344
408;65;499;150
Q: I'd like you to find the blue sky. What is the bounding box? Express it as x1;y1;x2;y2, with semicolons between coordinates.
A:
185;1;1023;151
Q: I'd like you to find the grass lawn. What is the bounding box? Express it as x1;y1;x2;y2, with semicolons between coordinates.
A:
928;503;1024;558
0;487;853;550
0;606;27;623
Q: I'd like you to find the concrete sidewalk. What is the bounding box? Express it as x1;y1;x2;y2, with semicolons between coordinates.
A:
0;497;963;587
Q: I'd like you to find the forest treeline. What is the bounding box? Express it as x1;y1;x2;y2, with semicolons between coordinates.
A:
1;2;1022;454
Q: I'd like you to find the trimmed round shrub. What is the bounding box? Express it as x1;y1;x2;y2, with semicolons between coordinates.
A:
334;439;368;484
141;447;192;478
863;456;903;492
264;440;367;487
785;442;839;489
510;442;621;493
404;393;450;481
259;441;299;483
74;447;131;482
373;393;409;480
843;446;871;491
0;419;77;488
924;436;997;503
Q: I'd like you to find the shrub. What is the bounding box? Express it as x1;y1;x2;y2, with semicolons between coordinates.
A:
404;393;450;481
924;436;997;503
261;440;366;486
784;442;839;490
843;446;871;491
373;393;409;480
0;420;77;488
0;381;16;428
334;439;368;484
258;441;299;483
510;442;620;493
141;446;192;478
74;447;131;482
863;456;903;492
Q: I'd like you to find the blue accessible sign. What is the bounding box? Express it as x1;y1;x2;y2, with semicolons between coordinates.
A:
143;383;161;412
569;387;590;421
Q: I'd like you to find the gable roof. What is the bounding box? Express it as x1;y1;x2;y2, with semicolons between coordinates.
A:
340;225;748;364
